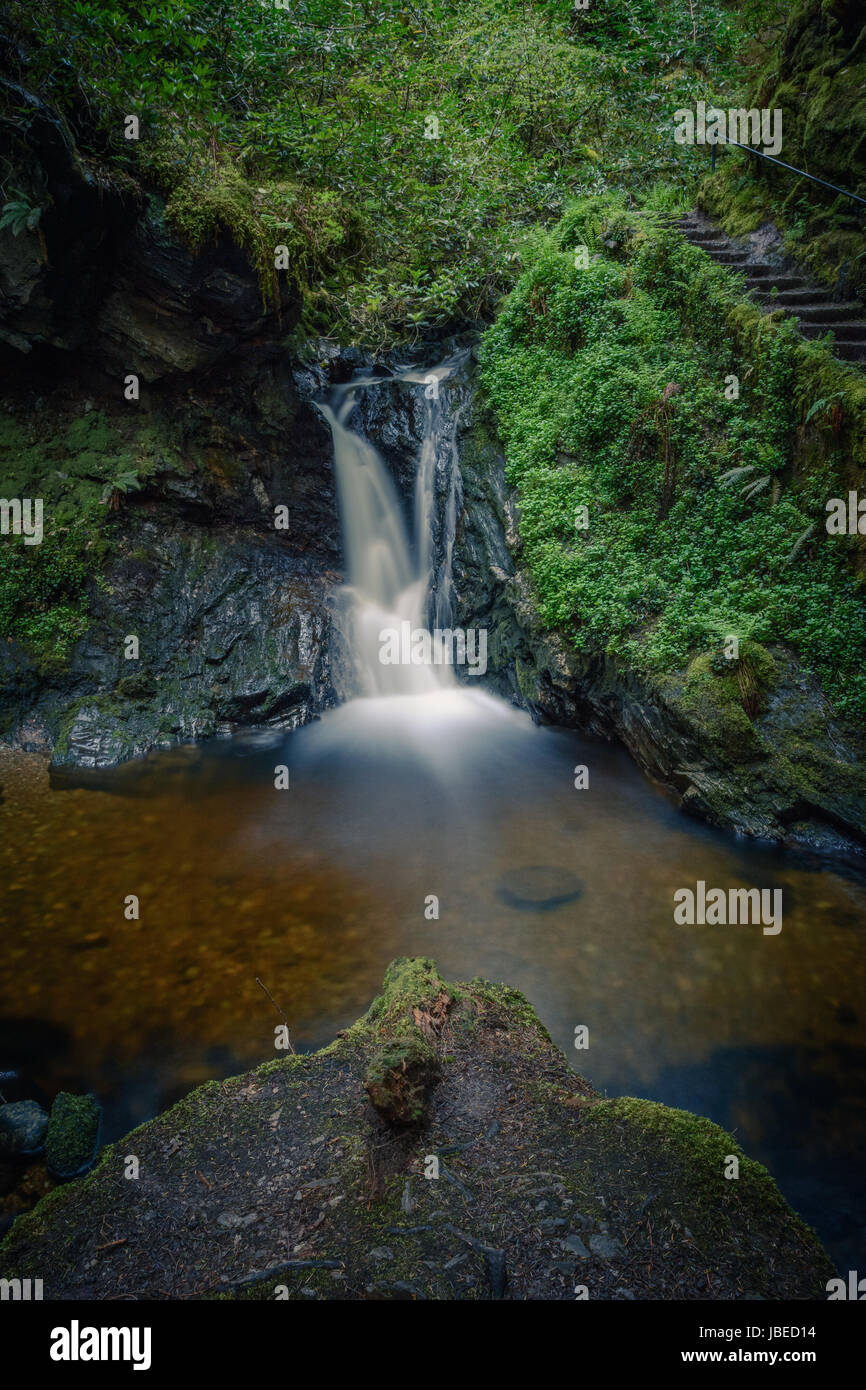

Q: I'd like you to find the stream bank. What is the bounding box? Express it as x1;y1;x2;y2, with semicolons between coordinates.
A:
0;957;834;1301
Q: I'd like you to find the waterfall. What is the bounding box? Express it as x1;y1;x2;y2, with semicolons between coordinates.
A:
317;358;465;700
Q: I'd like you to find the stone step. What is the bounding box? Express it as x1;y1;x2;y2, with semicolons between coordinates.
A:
823;323;866;341
747;277;808;293
794;303;864;323
797;321;866;341
649;209;866;370
758;287;831;305
740;263;787;280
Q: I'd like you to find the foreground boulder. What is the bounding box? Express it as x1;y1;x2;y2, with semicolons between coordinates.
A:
0;958;833;1300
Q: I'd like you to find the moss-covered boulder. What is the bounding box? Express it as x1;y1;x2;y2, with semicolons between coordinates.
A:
44;1093;102;1181
0;959;834;1300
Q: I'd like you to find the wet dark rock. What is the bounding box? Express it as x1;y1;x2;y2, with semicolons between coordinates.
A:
0;82;297;379
0;1101;48;1157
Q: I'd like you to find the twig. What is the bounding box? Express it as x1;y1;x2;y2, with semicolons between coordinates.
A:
226;1259;343;1289
255;976;295;1054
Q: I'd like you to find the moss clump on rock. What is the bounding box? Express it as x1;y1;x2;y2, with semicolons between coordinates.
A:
679;642;778;759
44;1093;102;1181
364;1036;441;1128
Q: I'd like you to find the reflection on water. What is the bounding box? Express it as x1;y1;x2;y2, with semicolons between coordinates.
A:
1;691;864;1270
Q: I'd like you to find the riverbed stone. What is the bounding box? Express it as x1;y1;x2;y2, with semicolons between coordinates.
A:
499;866;583;911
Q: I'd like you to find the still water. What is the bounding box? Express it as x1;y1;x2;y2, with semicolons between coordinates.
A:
1;692;864;1270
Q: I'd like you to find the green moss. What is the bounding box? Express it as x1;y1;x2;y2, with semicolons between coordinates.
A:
354;957;453;1036
679;641;777;755
44;1093;101;1181
364;1036;440;1127
582;1096;824;1252
480;194;866;722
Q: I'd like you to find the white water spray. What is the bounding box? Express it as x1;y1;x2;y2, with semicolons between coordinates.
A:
311;354;527;766
317;359;464;698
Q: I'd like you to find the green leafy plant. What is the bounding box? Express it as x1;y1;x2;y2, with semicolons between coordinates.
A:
480;195;866;718
0;188;48;260
0;189;43;235
100;470;143;510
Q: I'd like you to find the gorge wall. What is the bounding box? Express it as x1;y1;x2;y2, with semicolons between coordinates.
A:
2;90;866;866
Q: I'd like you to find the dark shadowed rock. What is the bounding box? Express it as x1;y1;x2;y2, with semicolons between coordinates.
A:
0;1101;48;1157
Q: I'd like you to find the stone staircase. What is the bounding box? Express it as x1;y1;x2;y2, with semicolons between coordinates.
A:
656;211;866;367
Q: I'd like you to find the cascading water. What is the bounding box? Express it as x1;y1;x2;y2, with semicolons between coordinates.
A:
317;358;466;701
312;352;525;764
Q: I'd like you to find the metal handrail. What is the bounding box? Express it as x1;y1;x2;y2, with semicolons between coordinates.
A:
711;138;866;208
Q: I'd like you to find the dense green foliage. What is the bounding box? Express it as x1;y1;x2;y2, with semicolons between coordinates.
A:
3;0;761;340
0;411;165;667
481;195;866;717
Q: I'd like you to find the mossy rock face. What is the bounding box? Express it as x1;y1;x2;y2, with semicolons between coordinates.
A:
679;644;777;760
44;1094;102;1181
702;0;866;297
